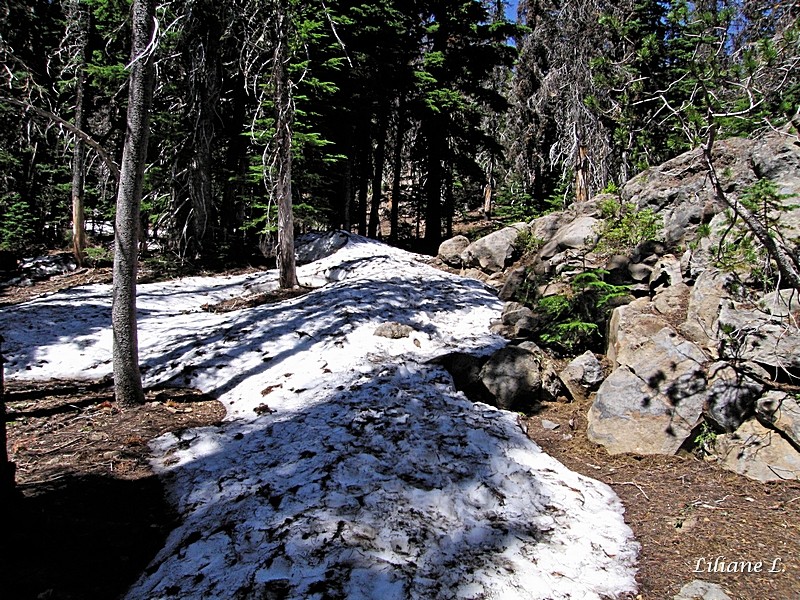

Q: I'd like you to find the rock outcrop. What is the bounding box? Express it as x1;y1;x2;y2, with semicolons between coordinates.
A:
438;130;800;481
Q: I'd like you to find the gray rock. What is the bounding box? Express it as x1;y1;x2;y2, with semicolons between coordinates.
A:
673;579;732;600
374;322;414;339
628;262;653;282
437;235;470;267
528;213;565;244
588;365;706;455
715;419;800;482
704;362;763;432
429;352;492;404
295;231;349;265
539;216;601;259
758;288;800;318
756;390;800;449
678;269;732;356
606;254;631;284
500;302;540;339
596;301;708;454
461;223;529;274
649;254;683;290
498;266;528;301
717;304;800;371
559;350;604;402
479;345;542;411
622;137;751;244
652;282;690;324
501;302;535;327
539;355;565;402
541;419;560;430
461;268;490;283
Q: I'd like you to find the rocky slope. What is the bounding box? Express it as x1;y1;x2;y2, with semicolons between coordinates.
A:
437;129;800;483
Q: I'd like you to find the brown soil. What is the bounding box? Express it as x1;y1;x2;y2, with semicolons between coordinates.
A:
3;269;800;600
0;266;115;307
523;398;800;600
4;380;225;600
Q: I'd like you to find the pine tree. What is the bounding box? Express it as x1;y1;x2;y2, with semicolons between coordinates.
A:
112;0;156;407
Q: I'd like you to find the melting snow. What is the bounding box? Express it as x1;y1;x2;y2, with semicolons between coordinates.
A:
1;235;638;599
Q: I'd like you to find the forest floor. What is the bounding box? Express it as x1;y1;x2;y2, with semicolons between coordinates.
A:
2;266;799;600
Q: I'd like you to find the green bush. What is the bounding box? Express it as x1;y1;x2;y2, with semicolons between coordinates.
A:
595;200;662;256
534;269;629;353
0;195;36;253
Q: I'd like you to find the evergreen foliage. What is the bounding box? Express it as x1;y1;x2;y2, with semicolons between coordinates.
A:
0;0;796;261
535;270;629;353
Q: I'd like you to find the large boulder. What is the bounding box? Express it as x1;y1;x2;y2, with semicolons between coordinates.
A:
678;269;732;356
622;137;752;244
591;299;708;454
538;216;601;260
429;352;493;405
717;303;800;372
437;235;470;267
714;419;800;482
460;223;529;274
479;345;542;411
588;365;705;455
703;362;763;432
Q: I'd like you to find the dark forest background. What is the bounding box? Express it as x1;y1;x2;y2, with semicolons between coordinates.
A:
1;0;797;264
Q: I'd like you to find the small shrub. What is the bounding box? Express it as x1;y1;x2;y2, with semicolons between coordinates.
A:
85;246;113;264
595;202;662;256
515;229;544;256
712;176;797;292
533;269;629;353
692;421;718;457
599;196;621;219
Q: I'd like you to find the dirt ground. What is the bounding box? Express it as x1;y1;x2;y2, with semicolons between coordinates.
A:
523;399;800;600
2;270;799;600
4;380;226;600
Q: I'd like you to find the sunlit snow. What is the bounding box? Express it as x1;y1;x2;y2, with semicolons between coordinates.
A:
1;234;638;599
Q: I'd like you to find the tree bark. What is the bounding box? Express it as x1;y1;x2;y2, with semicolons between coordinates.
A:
187;2;221;258
389;96;405;244
275;0;297;289
112;0;155;406
575;134;590;204
70;1;88;267
424;120;444;251
368;109;387;239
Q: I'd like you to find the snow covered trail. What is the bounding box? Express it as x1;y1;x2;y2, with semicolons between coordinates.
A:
0;235;639;599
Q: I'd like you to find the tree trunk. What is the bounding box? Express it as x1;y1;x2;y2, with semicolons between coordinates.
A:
275;0;297;289
112;0;155;407
389;97;405;244
424;121;444;251
70;2;88;267
575;135;590;204
187;2;221;258
71;81;87;266
368;110;386;239
357;151;369;237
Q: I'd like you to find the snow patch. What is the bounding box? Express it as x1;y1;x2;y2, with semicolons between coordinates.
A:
0;233;639;599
